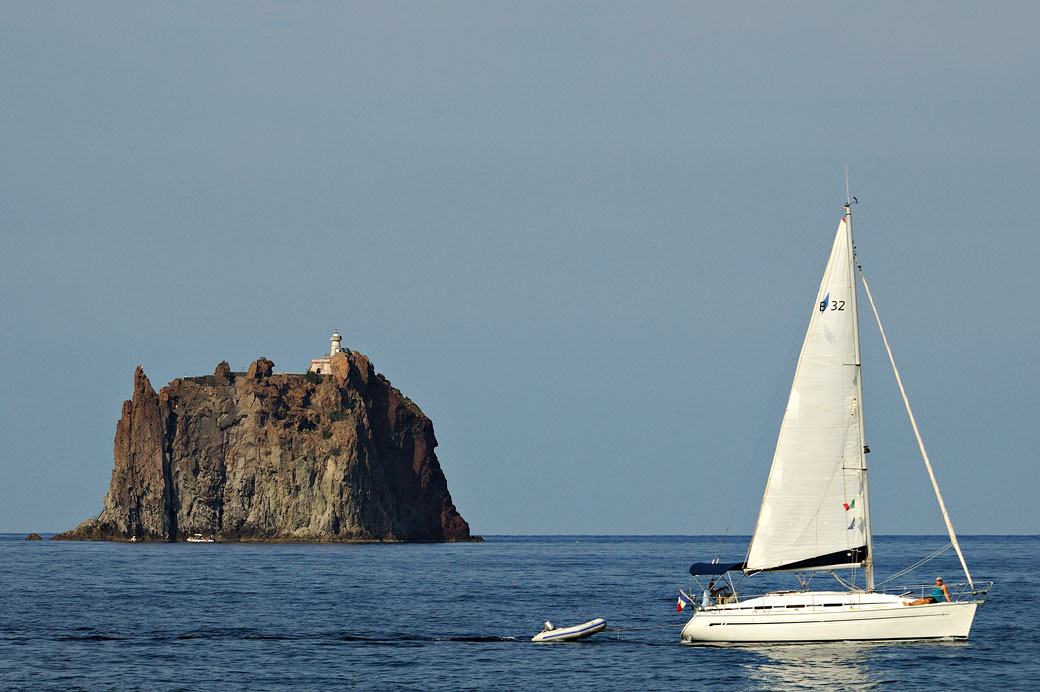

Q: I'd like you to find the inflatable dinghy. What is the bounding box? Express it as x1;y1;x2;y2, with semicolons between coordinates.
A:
532;618;606;642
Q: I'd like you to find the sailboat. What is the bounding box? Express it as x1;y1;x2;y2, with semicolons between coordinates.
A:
680;199;990;643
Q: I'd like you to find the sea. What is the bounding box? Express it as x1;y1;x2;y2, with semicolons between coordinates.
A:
1;534;1035;691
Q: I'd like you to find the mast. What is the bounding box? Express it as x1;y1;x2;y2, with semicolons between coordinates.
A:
845;199;875;591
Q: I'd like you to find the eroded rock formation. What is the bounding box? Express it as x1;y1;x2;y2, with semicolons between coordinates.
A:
55;352;477;542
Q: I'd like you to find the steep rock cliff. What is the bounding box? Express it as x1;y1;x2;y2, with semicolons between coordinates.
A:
56;352;477;542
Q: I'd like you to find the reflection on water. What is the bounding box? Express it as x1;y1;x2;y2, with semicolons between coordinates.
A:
741;643;877;691
734;640;969;692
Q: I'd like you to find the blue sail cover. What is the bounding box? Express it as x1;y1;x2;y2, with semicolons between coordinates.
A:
689;561;744;576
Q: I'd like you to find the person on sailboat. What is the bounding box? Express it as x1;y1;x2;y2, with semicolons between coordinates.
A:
906;577;951;605
700;578;732;605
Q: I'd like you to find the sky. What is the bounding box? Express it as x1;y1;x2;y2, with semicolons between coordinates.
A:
2;1;1037;537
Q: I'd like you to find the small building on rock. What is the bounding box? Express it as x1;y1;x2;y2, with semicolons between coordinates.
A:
309;331;348;374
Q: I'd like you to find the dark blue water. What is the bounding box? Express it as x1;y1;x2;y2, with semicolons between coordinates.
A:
1;535;1034;691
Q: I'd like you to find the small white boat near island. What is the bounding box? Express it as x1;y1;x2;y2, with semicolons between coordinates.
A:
532;618;606;642
186;534;215;543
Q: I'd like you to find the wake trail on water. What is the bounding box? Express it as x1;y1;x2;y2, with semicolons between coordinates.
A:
36;628;669;646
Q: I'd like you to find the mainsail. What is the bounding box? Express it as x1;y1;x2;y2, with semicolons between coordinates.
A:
746;214;871;573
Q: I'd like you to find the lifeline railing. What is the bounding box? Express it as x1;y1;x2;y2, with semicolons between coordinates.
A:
684;581;992;611
874;581;993;603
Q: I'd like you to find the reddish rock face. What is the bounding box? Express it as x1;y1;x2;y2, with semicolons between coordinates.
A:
56;352;477;543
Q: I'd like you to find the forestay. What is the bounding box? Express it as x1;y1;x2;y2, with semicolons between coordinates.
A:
746;217;870;573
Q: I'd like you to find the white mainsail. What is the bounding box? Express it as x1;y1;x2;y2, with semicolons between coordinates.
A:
746;215;870;572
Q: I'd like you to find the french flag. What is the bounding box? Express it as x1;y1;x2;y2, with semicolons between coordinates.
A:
677;591;693;612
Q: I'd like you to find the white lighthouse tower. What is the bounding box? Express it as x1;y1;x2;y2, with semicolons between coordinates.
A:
309;330;347;374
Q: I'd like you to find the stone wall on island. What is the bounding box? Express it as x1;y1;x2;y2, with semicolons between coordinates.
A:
55;351;478;543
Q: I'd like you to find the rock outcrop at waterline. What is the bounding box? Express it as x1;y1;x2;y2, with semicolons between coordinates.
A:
55;352;477;543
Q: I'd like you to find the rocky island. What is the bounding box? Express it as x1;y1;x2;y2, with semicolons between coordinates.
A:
56;339;477;543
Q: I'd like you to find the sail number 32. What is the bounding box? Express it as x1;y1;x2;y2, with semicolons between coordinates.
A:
820;299;845;312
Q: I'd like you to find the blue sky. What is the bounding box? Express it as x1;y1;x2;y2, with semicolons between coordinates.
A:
2;1;1037;535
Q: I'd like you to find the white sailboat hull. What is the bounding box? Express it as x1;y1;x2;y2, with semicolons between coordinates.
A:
681;593;979;643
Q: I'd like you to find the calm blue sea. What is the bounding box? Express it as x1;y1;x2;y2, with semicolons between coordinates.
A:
0;535;1034;691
